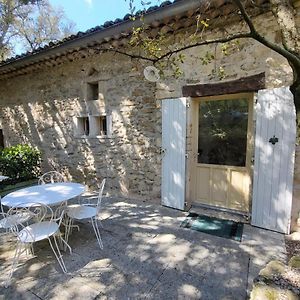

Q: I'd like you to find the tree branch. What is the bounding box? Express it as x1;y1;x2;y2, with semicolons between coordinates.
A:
153;32;252;63
232;0;256;33
232;0;300;77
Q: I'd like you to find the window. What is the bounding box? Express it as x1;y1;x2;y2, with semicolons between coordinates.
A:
197;98;249;166
77;117;89;136
89;116;107;136
96;116;107;136
75;115;111;138
87;82;99;100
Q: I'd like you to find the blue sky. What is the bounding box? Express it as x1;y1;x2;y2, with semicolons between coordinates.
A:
49;0;148;32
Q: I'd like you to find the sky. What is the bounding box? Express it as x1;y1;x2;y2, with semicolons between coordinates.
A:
49;0;149;33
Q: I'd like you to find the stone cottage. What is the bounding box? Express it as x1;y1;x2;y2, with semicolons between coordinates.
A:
0;0;299;234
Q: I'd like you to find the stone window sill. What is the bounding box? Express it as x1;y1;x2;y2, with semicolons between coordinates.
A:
74;135;112;139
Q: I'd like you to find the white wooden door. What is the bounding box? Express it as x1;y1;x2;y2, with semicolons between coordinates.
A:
161;98;187;210
252;87;296;234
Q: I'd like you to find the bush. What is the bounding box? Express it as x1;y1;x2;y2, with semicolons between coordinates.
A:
0;144;41;180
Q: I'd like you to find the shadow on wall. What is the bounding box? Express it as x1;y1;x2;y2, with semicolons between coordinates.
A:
1;62;161;200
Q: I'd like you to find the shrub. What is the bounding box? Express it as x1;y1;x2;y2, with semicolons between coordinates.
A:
0;144;41;180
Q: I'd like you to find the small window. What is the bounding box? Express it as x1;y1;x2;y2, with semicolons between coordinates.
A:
99;116;107;136
87;82;99;100
77;117;89;136
75;115;111;138
90;116;107;136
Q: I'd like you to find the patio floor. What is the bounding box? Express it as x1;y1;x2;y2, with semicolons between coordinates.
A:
0;196;286;299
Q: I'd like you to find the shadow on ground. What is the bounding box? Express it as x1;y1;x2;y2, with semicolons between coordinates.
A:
0;196;286;299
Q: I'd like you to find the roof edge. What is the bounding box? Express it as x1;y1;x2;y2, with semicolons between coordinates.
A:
0;0;202;73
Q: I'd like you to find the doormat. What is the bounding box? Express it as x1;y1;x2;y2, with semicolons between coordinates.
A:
181;213;244;242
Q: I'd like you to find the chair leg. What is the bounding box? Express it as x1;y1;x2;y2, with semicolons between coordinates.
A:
58;234;72;255
64;216;69;244
68;218;80;235
25;243;33;258
64;216;79;246
5;242;23;288
47;236;68;273
91;217;103;249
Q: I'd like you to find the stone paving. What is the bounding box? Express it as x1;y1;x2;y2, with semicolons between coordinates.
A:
0;196;287;299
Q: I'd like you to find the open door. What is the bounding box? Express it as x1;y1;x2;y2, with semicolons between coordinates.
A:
161;98;187;210
252;87;296;234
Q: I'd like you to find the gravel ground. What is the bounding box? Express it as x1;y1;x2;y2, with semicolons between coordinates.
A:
285;238;300;261
282;237;300;294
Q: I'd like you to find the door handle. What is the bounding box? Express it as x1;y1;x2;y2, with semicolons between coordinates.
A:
160;148;166;154
269;135;279;145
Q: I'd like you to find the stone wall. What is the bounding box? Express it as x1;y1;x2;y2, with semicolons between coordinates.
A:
156;12;293;100
0;9;298;226
0;54;162;200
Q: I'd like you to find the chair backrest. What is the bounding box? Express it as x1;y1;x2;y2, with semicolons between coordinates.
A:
38;171;65;185
8;202;48;221
4;203;45;235
96;179;106;213
7;202;65;240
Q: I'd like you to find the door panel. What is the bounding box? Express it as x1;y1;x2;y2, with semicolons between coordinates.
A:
196;167;210;202
211;168;227;205
228;170;250;211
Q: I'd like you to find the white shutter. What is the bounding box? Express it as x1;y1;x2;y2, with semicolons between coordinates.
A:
252;87;296;234
161;98;187;210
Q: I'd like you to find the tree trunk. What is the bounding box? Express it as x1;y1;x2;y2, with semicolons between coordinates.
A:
270;0;300;232
290;82;300;232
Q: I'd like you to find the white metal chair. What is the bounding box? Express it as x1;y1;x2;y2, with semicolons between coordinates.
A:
5;203;71;287
38;171;65;185
0;197;33;235
65;179;106;249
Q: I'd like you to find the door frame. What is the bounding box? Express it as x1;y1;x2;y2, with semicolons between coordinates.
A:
187;92;254;212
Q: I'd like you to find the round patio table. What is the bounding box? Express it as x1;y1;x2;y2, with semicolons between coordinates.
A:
1;182;86;208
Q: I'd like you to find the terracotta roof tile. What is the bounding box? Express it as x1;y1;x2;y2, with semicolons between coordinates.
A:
0;0;180;66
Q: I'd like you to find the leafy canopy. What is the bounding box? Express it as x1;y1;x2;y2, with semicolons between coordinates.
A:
0;0;75;60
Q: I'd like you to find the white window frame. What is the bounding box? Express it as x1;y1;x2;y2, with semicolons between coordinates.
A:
74;114;112;138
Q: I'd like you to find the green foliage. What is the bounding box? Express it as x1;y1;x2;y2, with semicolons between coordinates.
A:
16;1;75;52
0;144;41;180
209;66;226;80
221;41;241;56
200;51;215;65
195;16;210;38
0;0;75;60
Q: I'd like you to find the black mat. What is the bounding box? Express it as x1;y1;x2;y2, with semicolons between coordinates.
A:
181;213;244;242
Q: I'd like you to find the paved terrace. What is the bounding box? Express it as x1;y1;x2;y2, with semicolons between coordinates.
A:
0;196;286;299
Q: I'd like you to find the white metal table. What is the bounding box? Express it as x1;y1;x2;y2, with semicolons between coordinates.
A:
1;182;86;208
